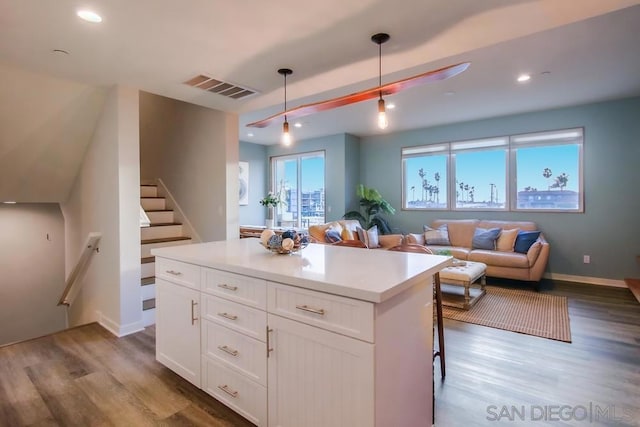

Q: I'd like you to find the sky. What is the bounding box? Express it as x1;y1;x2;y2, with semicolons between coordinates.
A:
274;154;325;193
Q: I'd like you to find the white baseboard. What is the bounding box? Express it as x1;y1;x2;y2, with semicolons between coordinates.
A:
97;311;145;337
544;273;627;288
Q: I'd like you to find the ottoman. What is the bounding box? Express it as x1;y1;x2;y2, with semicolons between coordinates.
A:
439;260;487;310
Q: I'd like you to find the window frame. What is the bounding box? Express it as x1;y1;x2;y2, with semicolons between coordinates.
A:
269;150;326;228
400;127;584;213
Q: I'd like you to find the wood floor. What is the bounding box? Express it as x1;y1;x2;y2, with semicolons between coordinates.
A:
0;280;638;426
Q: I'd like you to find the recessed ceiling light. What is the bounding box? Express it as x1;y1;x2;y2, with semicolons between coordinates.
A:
386;103;396;110
247;132;254;137
517;74;531;83
444;91;456;96
77;10;102;23
294;122;302;128
3;201;17;204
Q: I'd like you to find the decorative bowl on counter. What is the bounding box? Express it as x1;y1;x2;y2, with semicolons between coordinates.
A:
260;229;309;254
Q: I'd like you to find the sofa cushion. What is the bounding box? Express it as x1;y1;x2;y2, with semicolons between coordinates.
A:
404;233;425;245
468;250;530;268
379;234;404;249
432;219;479;248
341;227;356;240
514;230;541;253
496;228;519;252
324;229;342;243
472;227;501;250
423;224;451;245
357;225;380;248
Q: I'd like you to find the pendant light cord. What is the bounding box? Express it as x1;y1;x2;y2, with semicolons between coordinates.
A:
284;73;288;122
378;43;382;101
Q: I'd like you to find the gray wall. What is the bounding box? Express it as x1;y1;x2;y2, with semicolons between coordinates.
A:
139;92;239;242
239;141;268;225
0;203;66;345
359;96;640;281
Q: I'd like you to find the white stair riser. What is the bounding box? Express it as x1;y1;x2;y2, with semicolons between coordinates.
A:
140;186;158;197
147;211;174;224
141;239;192;258
142;283;156;301
142;308;156;327
141;198;166;210
141;224;184;240
141;262;155;279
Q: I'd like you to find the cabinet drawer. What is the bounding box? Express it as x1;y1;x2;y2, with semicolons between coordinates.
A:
155;257;201;290
202;357;267;427
202;295;267;342
202;268;267;309
267;282;374;342
202;320;267;386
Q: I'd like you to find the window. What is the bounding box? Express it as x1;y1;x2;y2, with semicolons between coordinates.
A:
401;128;584;213
511;129;583;212
271;151;325;228
452;137;508;210
402;144;448;209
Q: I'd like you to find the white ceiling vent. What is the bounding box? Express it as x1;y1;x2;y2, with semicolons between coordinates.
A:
183;74;258;99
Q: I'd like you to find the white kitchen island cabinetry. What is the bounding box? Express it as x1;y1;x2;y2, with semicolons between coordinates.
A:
152;239;451;427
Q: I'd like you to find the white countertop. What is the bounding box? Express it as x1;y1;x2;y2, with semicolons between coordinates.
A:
152;240;452;303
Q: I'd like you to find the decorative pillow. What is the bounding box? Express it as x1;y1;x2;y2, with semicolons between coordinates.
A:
324;229;342;243
496;228;519;252
514;231;541;254
357;225;380;248
422;224;451;246
341;227;356;241
471;227;501;250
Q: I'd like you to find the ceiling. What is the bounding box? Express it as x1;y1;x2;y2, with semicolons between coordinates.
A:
1;0;640;146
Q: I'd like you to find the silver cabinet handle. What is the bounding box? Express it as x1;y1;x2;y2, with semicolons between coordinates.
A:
266;327;273;358
295;304;325;315
217;384;238;398
191;300;198;325
165;270;182;276
217;284;238;291
218;312;238;321
218;345;239;357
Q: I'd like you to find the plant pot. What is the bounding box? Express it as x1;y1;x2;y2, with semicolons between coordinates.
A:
265;219;274;229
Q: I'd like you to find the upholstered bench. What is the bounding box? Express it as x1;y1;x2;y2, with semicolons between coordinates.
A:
439;260;487;310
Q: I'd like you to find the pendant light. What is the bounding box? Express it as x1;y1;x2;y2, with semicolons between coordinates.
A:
278;68;293;145
371;33;390;130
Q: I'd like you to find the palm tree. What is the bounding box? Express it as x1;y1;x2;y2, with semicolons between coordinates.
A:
556;173;569;191
418;168;425;201
543;168;552;190
434;172;441;204
459;181;465;202
410;185;415;201
464;184;469;203
470;186;475;203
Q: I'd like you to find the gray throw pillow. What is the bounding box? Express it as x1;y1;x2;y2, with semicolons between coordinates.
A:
472;227;501;250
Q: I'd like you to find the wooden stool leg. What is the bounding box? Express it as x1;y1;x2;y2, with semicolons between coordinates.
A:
434;273;445;378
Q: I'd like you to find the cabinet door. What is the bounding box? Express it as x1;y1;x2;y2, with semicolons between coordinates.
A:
267;314;374;427
156;278;201;387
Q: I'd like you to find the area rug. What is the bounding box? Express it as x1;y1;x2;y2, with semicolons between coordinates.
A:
441;285;572;342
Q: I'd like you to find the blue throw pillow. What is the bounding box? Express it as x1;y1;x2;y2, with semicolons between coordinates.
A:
472;227;501;250
514;231;541;253
324;229;342;243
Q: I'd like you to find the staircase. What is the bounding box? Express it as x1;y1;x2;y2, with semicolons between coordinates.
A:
140;184;192;326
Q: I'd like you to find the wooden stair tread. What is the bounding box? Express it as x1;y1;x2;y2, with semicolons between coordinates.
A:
141;236;191;245
624;278;640;303
141;277;155;286
147;222;182;227
141;184;158;187
144;209;173;212
142;298;156;311
141;256;155;264
140;197;165;199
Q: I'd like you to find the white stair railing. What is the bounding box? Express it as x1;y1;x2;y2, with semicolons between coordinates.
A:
58;232;102;307
140;206;150;228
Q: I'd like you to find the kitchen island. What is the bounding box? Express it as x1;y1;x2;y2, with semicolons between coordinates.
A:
152;239;451;427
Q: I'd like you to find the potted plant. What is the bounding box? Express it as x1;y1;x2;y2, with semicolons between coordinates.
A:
343;184;395;234
260;191;285;228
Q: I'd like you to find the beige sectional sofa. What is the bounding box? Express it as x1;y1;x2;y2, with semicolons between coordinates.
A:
406;219;549;282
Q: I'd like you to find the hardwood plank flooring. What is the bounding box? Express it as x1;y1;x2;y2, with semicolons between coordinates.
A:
0;280;638;426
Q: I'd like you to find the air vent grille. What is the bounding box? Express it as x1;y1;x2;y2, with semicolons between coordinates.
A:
183;74;258;100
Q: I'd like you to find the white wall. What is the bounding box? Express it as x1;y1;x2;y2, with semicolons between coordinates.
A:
139;92;239;242
61;86;142;336
0;203;66;345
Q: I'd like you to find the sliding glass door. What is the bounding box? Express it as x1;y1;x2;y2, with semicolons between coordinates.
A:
272;151;325;228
